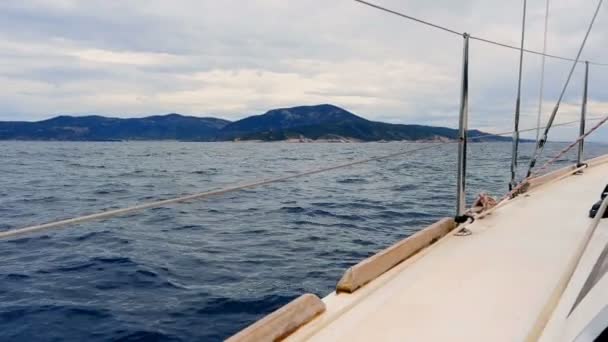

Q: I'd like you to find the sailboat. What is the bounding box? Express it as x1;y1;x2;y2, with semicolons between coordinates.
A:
226;0;608;341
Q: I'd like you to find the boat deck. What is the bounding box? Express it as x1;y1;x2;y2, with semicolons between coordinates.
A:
286;160;608;341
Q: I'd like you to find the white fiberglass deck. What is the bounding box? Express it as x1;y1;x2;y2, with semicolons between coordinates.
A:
286;161;608;342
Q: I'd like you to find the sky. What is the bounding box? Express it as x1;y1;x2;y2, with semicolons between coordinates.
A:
0;0;607;141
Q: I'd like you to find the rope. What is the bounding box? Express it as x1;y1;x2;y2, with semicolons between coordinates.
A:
536;0;550;143
0;142;451;240
510;0;528;190
526;0;604;178
353;0;608;66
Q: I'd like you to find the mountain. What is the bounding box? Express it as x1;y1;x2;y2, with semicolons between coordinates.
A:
0;105;511;142
219;104;510;142
218;104;366;140
0;114;231;141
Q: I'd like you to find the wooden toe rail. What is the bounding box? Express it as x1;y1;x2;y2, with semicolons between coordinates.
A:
336;217;456;293
226;293;326;342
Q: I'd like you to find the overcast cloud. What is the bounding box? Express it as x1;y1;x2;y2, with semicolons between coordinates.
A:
0;0;607;140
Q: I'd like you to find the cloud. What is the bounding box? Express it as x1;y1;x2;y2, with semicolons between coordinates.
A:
0;0;606;141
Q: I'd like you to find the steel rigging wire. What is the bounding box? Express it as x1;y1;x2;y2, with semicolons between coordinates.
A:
509;0;528;190
353;0;608;66
535;0;551;144
526;0;604;177
353;0;606;178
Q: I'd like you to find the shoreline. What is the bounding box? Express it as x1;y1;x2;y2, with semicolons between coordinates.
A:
0;139;545;143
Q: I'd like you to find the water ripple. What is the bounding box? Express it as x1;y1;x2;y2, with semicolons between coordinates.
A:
0;141;606;341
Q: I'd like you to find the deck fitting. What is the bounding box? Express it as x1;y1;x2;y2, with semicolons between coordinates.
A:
455;227;472;236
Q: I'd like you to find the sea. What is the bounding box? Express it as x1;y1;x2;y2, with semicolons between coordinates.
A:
1;141;607;341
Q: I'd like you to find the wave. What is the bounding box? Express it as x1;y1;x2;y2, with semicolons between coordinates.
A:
68;163;107;169
279;206;306;213
191;168;219;175
307;209;365;221
0;304;113;322
336;177;368;184
111;330;182;342
392;184;418;191
4;273;30;280
197;294;295;315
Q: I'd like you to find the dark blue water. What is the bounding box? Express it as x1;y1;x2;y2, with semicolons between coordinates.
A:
1;141;606;341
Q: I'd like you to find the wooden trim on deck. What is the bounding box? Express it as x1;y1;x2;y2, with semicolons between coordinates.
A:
226;294;325;342
336;217;457;293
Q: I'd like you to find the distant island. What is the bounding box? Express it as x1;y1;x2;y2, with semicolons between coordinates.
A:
0;104;512;142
